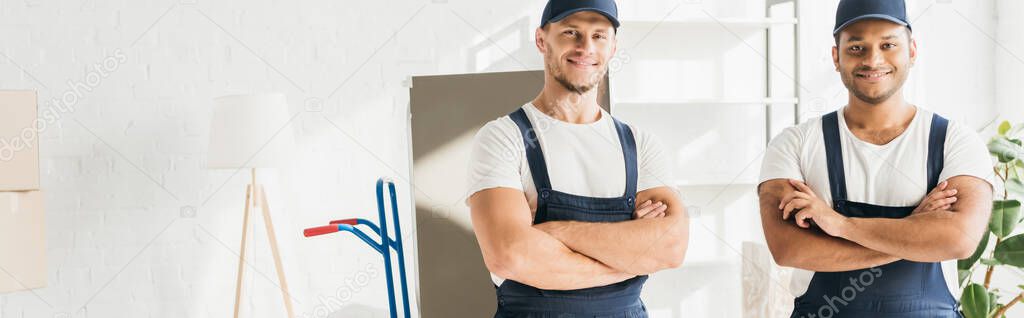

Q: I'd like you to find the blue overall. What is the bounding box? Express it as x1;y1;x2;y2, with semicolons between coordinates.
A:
494;108;648;318
790;111;961;318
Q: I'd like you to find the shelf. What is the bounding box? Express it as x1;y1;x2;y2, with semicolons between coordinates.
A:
620;17;798;30
614;97;798;106
675;180;759;188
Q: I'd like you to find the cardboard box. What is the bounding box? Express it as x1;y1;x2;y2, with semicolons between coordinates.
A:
0;91;40;191
0;191;46;293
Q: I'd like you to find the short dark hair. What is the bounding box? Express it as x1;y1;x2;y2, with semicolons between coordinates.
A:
834;26;912;46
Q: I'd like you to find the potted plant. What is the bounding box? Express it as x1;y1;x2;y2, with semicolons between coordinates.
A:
959;120;1024;318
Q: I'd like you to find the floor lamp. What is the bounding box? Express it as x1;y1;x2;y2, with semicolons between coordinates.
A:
208;94;296;318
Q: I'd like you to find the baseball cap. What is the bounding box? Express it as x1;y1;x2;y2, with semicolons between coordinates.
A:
540;0;620;29
833;0;911;35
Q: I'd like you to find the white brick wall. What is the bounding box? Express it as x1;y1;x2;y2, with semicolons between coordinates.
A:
0;1;555;317
0;0;1008;317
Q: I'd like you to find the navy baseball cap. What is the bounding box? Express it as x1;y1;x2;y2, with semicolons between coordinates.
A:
833;0;911;35
540;0;620;29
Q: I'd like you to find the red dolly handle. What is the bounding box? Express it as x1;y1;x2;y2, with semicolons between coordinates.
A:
304;225;340;237
329;218;359;225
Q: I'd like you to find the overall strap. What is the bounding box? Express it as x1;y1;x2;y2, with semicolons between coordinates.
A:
612;117;639;200
508;108;553;192
926;114;949;190
822;111;849;201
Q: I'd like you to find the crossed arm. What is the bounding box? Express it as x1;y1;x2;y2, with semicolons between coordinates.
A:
469;186;689;290
758;179;899;272
535;186;690;275
759;175;992;272
838;176;992;262
469;188;633;290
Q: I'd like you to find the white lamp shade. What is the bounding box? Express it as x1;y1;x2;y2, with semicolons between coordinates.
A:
207;94;296;169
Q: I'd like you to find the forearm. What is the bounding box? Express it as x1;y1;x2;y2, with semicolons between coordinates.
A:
759;179;897;271
488;228;635;290
840;212;977;262
540;213;688;275
470;188;634;291
840;176;993;262
767;222;898;271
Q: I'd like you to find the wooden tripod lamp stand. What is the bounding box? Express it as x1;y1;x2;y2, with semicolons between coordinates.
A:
208;94;296;318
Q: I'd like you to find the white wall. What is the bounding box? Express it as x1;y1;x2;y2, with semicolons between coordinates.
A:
0;0;1009;317
996;0;1024;123
0;1;552;317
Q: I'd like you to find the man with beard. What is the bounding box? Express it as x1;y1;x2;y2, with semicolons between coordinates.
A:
465;0;689;316
758;0;993;317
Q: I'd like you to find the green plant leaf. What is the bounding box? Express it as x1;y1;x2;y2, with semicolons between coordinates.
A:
1015;160;1024;180
961;283;990;318
991;200;1023;238
988;290;1000;317
959;269;972;286
995;234;1024;267
1000;121;1012;136
960;232;990;270
991;138;1024;163
981;258;1003;266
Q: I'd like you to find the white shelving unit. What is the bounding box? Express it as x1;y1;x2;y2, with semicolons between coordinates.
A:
674;180;761;188
621;17;797;29
610;0;801;188
616;97;799;107
611;5;802;315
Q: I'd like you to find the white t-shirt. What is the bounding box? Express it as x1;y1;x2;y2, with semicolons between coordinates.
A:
466;103;675;286
758;106;994;299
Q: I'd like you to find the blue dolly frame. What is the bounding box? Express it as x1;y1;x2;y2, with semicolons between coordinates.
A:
303;178;411;318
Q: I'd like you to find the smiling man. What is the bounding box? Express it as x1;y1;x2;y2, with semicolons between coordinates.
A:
758;0;994;317
465;0;689;317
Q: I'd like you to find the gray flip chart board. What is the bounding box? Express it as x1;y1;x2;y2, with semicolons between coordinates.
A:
408;70;608;317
